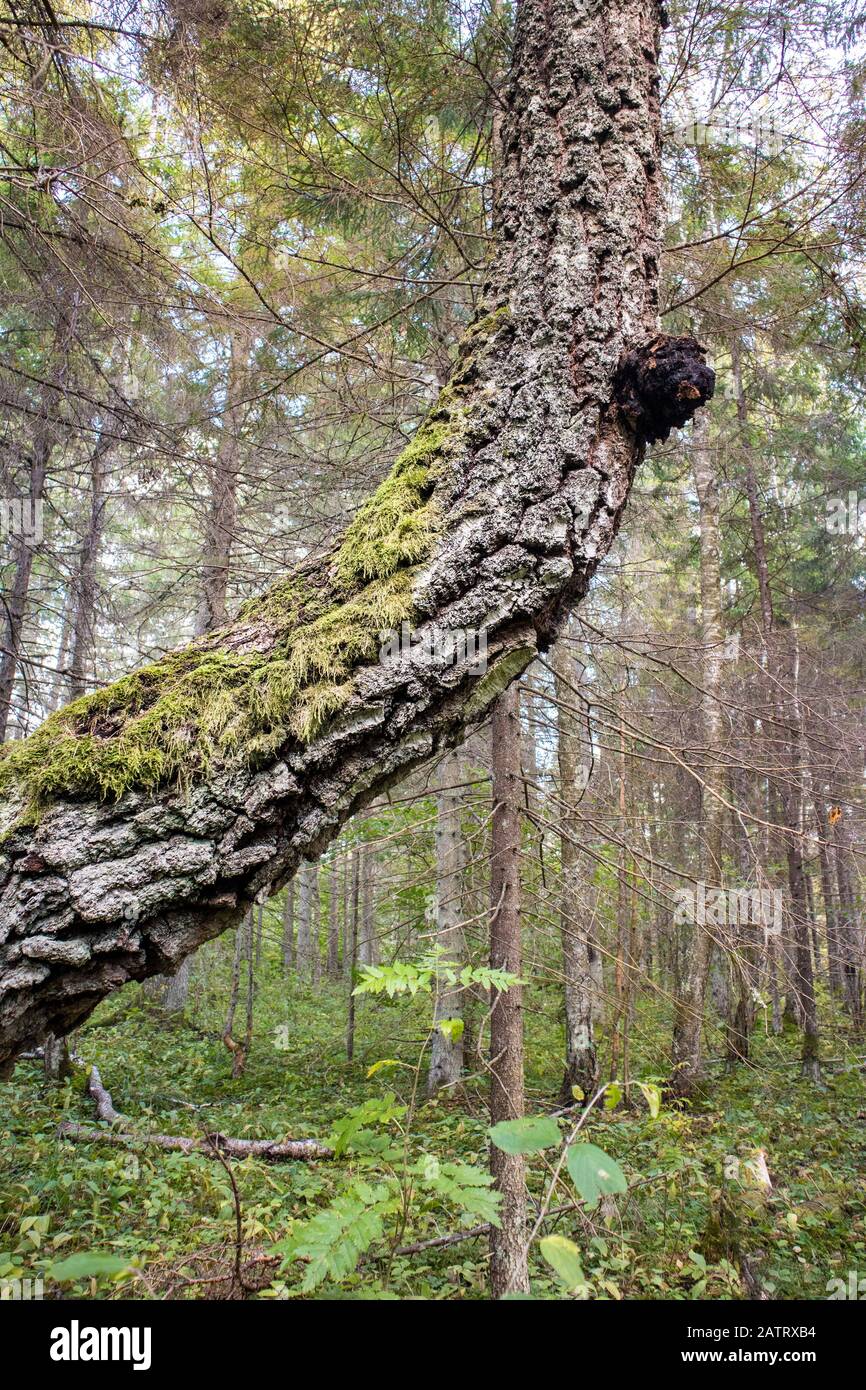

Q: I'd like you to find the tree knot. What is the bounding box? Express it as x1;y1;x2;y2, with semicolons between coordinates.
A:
612;334;715;445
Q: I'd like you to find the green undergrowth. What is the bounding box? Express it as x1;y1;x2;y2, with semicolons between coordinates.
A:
1;916;863;1301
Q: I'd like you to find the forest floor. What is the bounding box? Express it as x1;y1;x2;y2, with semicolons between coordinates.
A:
2;925;864;1301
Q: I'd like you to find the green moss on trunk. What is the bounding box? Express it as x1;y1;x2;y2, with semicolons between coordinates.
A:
0;364;479;822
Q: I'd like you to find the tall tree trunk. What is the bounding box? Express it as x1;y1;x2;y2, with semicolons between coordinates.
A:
153;331;254;1014
833;808;863;1028
733;349;819;1071
358;845;376;967
670;410;725;1097
282;879;295;971
427;748;465;1096
327;856;340;978
68;438;110;701
195;331;251;636
223;909;255;1078
311;876;321;983
488;685;529;1297
732;344;774;636
727;799;757;1067
552;636;598;1103
345;849;361;1061
0;0;709;1072
0;427;52;739
812;793;842;995
296;860;313;979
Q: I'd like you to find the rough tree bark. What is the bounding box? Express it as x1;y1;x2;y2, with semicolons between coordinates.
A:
0;0;712;1072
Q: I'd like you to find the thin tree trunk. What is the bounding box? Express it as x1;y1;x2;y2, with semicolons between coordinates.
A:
346;849;361;1061
296;860;313;980
812;794;842;995
427;749;465;1096
833;808;863;1027
734;351;819;1071
552;636;598;1103
488;685;529;1297
358;845;377;967
223;910;254;1078
327;856;340;978
282;879;295;971
670;410;725;1097
0;429;51;739
195;331;251;635
68;438;110;701
153;332;254;1014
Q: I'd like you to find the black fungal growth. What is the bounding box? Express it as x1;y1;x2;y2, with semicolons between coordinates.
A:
612;333;715;444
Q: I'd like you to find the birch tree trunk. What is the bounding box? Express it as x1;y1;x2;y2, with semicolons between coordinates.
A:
0;0;712;1072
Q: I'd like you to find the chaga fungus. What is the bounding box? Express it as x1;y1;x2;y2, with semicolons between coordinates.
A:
612;333;715;445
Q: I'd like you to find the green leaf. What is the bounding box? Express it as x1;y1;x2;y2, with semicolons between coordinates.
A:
48;1252;132;1281
366;1058;402;1077
540;1235;584;1290
437;1017;464;1043
488;1115;560;1155
282;1186;398;1291
566;1143;627;1208
638;1081;662;1119
604;1081;623;1110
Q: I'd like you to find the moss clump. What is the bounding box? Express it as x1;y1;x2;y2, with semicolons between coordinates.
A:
0;564;421;819
0;429;461;819
335;421;448;587
0;306;499;820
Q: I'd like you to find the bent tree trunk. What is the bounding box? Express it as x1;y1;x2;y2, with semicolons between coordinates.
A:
0;0;712;1070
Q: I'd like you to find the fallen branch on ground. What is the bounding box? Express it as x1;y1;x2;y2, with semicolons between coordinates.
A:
57;1060;333;1162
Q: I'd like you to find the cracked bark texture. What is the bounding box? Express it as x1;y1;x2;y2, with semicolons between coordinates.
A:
0;0;710;1070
